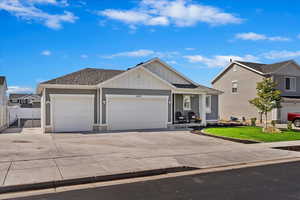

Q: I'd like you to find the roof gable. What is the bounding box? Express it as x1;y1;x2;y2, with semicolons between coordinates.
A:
144;59;195;85
212;60;297;84
99;64;175;90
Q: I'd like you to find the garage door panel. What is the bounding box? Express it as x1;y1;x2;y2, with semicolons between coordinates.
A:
107;96;168;130
51;95;94;132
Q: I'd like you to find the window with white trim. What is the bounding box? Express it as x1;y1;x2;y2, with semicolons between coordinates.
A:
285;77;296;91
183;95;191;111
232;81;238;93
206;95;211;113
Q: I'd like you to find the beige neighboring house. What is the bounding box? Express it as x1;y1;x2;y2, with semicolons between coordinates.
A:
0;76;8;131
212;60;300;123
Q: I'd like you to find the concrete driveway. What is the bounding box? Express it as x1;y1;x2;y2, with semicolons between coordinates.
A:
0;128;299;188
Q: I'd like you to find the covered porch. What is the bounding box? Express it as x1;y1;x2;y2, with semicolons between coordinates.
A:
171;93;208;127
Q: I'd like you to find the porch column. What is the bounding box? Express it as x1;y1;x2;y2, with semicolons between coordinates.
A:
201;94;207;126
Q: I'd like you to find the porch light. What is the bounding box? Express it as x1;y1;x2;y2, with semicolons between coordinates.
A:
103;100;106;104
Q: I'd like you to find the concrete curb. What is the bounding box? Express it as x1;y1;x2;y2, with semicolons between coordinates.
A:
3;157;300;199
0;166;197;194
194;130;260;144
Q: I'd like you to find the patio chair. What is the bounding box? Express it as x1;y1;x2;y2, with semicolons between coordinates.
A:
175;111;187;123
188;111;197;123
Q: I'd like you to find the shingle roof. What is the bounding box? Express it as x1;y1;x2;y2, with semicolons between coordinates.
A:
236;60;293;74
172;84;198;88
40;61;222;94
0;76;5;85
41;68;125;85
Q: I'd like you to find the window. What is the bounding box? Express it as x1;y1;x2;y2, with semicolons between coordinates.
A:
285;77;296;91
232;81;238;93
206;95;211;113
183;95;191;110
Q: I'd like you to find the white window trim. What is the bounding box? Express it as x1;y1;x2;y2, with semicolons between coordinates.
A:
285;76;296;92
206;95;211;114
183;95;191;111
232;80;238;94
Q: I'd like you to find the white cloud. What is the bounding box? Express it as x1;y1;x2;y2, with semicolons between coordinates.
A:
99;0;242;28
0;0;77;29
41;50;51;56
80;54;88;59
235;32;290;41
8;86;34;94
167;60;177;64
185;47;195;51
103;49;155;58
263;50;300;59
184;54;258;67
103;49;179;59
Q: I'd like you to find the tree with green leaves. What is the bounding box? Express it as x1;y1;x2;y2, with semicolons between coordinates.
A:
249;78;281;130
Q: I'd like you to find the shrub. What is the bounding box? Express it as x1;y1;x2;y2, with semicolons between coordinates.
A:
250;118;256;126
287;121;293;131
271;120;276;127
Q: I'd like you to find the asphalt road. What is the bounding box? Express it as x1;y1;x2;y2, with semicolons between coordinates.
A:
10;161;300;200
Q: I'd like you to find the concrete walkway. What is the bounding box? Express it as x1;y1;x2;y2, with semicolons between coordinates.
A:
0;128;300;190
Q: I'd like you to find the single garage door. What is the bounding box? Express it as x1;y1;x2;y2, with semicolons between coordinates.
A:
280;103;300;123
106;95;168;130
50;94;94;132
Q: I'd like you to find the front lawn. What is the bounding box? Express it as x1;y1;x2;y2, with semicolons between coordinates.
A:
204;126;300;142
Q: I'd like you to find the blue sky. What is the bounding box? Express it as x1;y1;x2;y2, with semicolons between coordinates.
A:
1;0;300;93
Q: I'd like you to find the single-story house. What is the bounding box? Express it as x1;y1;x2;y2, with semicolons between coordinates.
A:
37;58;221;133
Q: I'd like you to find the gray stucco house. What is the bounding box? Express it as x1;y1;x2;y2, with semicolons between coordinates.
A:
37;58;221;133
212;59;300;123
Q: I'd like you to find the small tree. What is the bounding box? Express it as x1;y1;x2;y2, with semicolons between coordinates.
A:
249;78;281;130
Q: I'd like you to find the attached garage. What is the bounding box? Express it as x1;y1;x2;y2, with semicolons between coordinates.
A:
50;94;94;132
280;102;300;123
106;95;168;130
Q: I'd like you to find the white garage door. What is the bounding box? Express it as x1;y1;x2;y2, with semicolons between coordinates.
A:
280;103;300;123
51;94;94;132
106;95;168;130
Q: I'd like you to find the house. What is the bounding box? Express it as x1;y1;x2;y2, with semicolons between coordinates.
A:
8;93;41;127
37;58;221;133
0;76;8;131
212;59;300;123
9;93;41;108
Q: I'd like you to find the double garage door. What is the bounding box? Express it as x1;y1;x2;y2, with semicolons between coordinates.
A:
51;94;168;132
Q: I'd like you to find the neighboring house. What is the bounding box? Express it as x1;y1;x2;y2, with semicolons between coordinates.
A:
9;93;41;108
37;58;221;133
8;93;41;126
212;59;300;123
0;76;8;131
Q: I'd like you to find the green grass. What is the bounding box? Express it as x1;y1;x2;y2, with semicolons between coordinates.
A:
204;126;300;142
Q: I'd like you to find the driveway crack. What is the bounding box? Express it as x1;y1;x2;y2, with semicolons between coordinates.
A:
2;161;12;186
53;159;63;180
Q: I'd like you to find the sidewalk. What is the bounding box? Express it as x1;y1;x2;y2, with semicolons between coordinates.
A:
1;128;300;193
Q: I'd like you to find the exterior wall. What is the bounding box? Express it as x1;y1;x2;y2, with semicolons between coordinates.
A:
44;88;97;128
101;88;172;124
144;61;190;84
213;63;264;120
0;84;8;131
101;67;171;90
273;75;300;97
206;95;219;121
